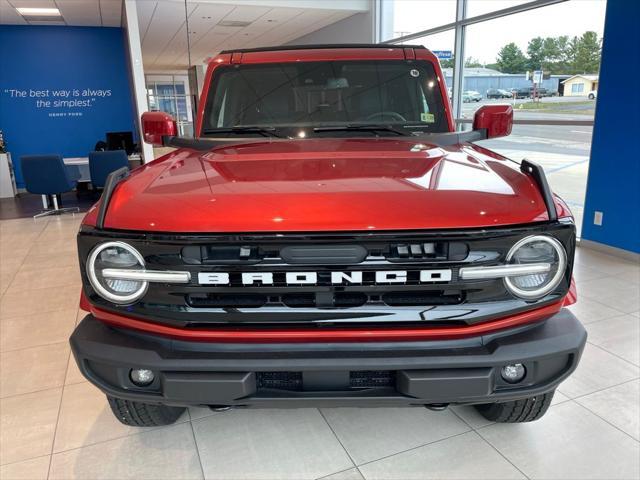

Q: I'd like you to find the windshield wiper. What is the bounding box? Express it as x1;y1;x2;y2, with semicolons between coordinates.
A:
202;126;284;138
313;124;412;136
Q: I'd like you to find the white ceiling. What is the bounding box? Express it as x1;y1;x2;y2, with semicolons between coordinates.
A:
0;0;368;70
138;1;366;71
0;0;122;26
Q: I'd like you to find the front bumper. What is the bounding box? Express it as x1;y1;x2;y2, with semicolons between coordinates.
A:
70;309;586;408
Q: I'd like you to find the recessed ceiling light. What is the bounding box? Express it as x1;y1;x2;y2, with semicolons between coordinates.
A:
16;7;61;16
217;20;251;27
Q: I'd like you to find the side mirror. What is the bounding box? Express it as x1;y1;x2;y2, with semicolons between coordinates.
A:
473;104;513;139
141;111;177;146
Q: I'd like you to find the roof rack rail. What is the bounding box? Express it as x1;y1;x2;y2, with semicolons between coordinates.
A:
96;166;129;229
520;159;558;222
219;44;426;55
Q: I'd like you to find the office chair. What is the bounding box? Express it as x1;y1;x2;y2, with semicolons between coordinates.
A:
20;154;80;218
88;150;129;189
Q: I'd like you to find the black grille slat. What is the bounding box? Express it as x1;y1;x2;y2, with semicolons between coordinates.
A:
350;370;395;388
188;293;267;308
256;372;303;391
382;291;462;307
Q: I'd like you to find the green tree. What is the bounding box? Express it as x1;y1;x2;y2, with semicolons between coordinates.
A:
573;31;602;73
541;37;561;73
526;36;545;70
464;57;483;68
439;58;455;69
554;35;571;73
496;43;528;73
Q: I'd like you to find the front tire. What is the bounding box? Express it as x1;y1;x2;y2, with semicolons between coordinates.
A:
107;396;186;427
588;93;595;99
474;391;555;423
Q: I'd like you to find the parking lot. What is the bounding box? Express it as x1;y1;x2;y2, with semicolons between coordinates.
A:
462;96;596;234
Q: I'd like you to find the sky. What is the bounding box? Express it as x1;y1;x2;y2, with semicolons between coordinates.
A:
389;0;607;64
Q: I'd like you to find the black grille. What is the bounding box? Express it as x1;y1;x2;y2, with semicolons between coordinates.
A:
350;370;395;388
78;223;575;328
256;372;303;391
255;371;396;391
186;291;461;309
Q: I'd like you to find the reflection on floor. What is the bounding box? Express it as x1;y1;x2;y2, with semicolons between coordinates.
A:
0;192;96;220
0;215;638;479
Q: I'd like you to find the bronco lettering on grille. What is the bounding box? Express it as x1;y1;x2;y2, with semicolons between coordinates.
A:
197;269;453;285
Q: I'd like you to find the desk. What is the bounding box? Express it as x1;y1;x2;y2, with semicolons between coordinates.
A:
64;155;142;182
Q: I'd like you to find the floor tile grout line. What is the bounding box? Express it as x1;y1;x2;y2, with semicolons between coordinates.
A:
585;340;640;369
471;429;531;480
0;453;51;469
0;339;73;355
474;426;535;478
41;416;193;459
572;398;640;444
470;378;640;433
353;429;472;470
580;311;637;327
46;346;71;480
448;405;485;431
316;409;362;476
187;419;206;480
316;466;363;480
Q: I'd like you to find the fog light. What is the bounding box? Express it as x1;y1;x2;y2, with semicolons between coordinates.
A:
130;369;154;386
501;363;526;383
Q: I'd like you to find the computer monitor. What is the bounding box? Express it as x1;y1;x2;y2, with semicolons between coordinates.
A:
106;131;135;155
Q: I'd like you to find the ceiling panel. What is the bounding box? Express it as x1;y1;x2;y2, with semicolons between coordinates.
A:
140;1;363;71
56;0;100;26
7;0;56;7
222;4;271;23
99;0;122;27
0;0;27;24
136;0;156;38
142;1;195;62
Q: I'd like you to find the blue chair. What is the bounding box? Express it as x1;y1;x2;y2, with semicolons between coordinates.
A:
20;155;80;218
88;150;129;189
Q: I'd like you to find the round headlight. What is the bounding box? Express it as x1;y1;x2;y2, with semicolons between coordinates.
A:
86;241;147;304
504;235;567;300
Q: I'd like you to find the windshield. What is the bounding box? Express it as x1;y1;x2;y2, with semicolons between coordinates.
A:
201;60;449;136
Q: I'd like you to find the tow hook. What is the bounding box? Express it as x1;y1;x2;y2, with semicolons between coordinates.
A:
425;403;449;411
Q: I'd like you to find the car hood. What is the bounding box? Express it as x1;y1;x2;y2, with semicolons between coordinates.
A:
91;138;550;233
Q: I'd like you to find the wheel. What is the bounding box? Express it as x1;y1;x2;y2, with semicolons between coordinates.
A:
588;93;595;99
474;390;555;423
107;396;186;427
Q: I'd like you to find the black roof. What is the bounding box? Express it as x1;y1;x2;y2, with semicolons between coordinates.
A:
219;44;427;55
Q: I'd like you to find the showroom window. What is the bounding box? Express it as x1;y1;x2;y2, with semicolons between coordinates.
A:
145;74;195;137
381;0;607;236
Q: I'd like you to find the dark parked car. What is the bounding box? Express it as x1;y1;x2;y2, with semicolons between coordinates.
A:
486;88;512;99
515;86;548;99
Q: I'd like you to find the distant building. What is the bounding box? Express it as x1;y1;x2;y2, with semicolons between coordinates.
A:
441;68;571;96
561;74;599;96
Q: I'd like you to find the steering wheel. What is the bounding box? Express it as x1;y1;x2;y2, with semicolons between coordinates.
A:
362;111;407;122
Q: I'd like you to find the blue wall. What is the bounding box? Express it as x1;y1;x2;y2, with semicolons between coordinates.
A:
0;26;136;187
581;0;640;253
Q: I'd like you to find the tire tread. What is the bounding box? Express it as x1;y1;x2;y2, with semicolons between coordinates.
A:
475;391;555;423
107;396;185;427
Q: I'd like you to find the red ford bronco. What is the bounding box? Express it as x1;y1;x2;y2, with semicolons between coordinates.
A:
71;44;585;427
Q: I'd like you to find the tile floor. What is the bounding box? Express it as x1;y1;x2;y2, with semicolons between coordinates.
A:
0;215;639;480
